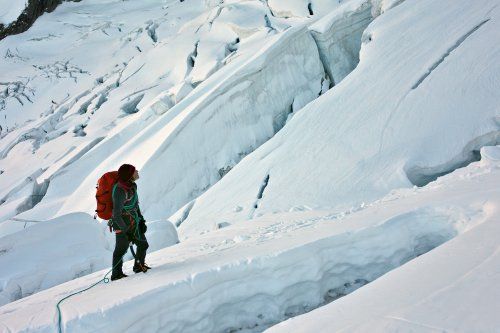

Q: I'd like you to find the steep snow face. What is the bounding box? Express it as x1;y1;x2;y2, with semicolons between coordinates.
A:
179;0;500;237
0;146;498;332
9;24;325;224
135;25;325;220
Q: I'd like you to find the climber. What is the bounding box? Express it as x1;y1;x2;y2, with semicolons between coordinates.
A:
110;163;150;281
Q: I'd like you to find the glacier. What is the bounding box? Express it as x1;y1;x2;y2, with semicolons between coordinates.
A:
0;0;499;332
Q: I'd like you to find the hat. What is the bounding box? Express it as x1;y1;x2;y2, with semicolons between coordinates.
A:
118;164;136;182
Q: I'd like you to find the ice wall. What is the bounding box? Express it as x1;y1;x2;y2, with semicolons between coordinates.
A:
17;25;325;223
179;0;500;238
137;26;325;219
310;0;373;85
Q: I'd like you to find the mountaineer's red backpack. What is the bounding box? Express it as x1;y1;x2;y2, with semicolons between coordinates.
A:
95;171;119;220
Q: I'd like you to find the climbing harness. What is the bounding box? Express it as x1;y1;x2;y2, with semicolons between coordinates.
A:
110;183;144;241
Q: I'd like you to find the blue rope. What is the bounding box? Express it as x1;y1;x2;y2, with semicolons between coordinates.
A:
56;252;128;333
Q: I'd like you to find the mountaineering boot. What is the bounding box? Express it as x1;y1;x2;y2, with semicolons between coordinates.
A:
133;262;149;273
111;272;128;281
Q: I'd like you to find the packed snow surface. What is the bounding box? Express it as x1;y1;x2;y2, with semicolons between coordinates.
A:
267;149;500;333
0;146;499;332
268;215;500;333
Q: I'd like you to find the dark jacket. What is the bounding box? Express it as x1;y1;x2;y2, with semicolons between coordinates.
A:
111;182;145;234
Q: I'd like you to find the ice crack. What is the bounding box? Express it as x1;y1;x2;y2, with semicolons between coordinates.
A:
411;19;490;90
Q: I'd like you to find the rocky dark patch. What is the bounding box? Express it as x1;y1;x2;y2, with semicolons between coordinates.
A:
0;0;81;40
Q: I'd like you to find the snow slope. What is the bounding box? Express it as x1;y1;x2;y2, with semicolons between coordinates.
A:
0;0;209;225
0;0;362;229
310;0;373;85
40;23;325;222
179;0;500;238
0;145;498;333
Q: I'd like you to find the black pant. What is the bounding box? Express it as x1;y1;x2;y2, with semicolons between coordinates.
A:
112;232;149;276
